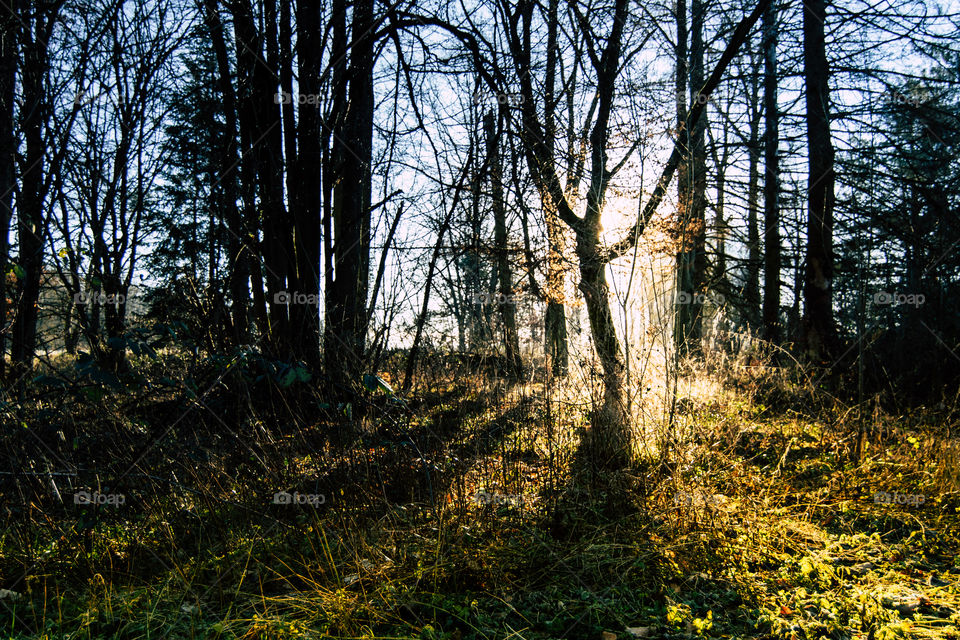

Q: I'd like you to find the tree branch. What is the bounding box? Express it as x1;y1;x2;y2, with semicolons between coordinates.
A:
603;0;773;263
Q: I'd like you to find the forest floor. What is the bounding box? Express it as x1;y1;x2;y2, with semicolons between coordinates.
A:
1;360;959;640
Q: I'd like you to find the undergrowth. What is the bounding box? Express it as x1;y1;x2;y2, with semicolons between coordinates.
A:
0;352;958;639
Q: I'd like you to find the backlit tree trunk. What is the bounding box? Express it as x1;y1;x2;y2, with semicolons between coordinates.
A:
0;0;18;377
12;0;56;371
762;0;781;342
325;0;374;390
542;0;568;377
485;111;524;380
802;0;836;359
674;0;707;357
293;0;324;365
231;0;290;354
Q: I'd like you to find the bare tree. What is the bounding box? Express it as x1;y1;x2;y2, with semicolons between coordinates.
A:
230;0;291;354
802;0;836;358
485;110;523;380
673;0;708;356
202;0;250;345
540;0;569;377
0;0;18;377
761;0;780;342
11;0;64;372
49;0;180;371
324;0;375;392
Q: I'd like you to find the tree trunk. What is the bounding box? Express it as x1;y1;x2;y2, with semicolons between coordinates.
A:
545;288;568;376
231;0;290;354
325;0;374;390
577;234;631;469
531;0;632;467
707;122;730;297
802;0;836;359
485;111;523;380
761;0;781;342
101;275;128;373
512;0;632;468
542;0;568;377
322;0;346;372
466;121;487;351
202;0;249;346
293;0;323;366
507;0;768;470
674;0;707;357
745;62;762;327
12;1;54;372
0;0;17;378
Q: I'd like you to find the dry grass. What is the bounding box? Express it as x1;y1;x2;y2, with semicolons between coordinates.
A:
0;348;958;639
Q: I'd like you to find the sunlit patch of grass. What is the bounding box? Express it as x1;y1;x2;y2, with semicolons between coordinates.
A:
2;362;959;639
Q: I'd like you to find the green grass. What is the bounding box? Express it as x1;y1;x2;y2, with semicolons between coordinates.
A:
1;367;959;640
